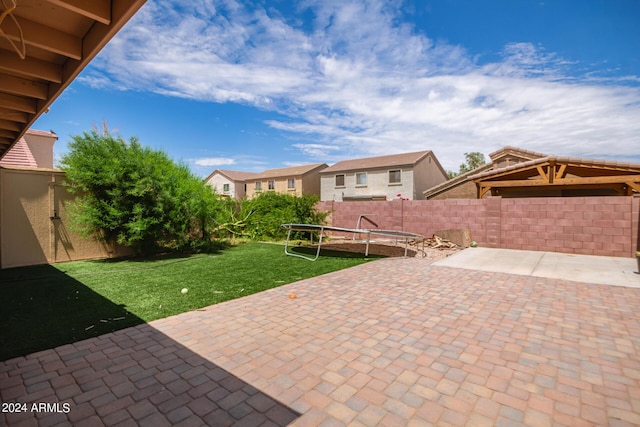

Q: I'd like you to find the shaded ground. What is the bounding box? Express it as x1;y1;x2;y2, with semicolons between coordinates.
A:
313;240;460;259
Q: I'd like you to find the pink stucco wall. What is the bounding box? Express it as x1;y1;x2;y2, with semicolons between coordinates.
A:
317;196;640;258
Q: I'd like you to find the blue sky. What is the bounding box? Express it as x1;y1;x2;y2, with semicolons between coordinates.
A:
34;0;640;177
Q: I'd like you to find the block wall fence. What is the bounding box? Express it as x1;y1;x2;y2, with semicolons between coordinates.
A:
316;196;640;258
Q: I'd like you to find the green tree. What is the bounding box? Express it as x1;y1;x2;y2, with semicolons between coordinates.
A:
447;151;487;178
212;192;328;240
59;129;220;254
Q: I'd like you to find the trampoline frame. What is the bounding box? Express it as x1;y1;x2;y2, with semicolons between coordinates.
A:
281;223;426;261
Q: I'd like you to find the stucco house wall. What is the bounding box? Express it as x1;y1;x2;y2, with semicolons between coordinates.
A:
206;173;243;198
24;130;57;169
320;151;448;201
245;164;327;199
321;168;415;201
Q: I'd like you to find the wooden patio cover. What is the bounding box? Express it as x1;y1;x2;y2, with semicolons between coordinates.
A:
473;156;640;198
0;0;147;159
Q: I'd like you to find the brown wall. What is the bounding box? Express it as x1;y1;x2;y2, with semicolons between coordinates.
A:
1;167;130;269
317;195;640;258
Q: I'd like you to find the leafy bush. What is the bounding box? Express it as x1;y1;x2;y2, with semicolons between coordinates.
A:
60;129;221;254
214;192;328;240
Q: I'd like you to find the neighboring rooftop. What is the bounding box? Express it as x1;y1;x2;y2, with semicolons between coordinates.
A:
320;151;439;174
0;129;57;168
248;163;328;180
205;169;259;182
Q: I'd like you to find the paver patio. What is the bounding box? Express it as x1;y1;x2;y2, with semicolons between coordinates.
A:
2;257;640;426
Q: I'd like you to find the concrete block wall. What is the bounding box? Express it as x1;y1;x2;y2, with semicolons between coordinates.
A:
316;196;640;257
498;197;636;257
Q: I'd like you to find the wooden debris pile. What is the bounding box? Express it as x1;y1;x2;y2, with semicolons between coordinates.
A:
424;234;458;249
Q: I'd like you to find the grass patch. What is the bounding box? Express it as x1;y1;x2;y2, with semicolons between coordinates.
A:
0;242;379;361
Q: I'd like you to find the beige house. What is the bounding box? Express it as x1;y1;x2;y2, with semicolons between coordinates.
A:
245;163;328;199
0;129;57;169
424;146;547;199
320;151;448;201
205;169;258;199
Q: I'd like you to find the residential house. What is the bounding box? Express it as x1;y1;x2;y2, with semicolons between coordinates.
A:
423;146;547;199
319;151;448;201
245;163;328;199
205;169;258;199
0;129;58;169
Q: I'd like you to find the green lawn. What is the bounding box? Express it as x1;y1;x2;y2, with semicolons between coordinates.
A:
0;242;379;361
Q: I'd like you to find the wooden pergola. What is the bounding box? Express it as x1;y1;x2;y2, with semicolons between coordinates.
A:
0;0;147;159
474;156;640;198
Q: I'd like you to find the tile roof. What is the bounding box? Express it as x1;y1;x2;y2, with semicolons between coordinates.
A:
248;163;328;180
320;151;434;174
470;156;640;180
0;137;38;168
25;129;58;138
488;146;547;161
213;169;259;182
423;162;494;198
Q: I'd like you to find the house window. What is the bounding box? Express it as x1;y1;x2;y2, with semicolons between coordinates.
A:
335;174;345;187
255;182;262;191
389;170;401;184
356;172;367;186
223;183;230;193
268;180;275;190
287;178;295;189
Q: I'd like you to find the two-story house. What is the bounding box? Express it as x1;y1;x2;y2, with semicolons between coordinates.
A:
205;169;258;199
319;151;448;201
244;163;328;198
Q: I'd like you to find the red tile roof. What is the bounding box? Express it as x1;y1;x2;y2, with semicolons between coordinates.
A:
0;137;37;168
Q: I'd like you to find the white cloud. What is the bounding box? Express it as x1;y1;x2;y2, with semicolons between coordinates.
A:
87;0;640;171
193;157;236;166
292;143;341;158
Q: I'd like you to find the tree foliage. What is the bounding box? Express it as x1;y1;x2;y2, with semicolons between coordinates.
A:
447;151;487;178
60;129;220;253
214;192;328;240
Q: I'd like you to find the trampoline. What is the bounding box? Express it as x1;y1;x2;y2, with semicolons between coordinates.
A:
281;223;426;261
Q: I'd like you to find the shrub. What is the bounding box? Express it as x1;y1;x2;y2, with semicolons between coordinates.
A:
59;129;221;254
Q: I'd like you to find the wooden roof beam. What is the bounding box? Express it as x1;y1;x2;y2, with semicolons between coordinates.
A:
477;175;640;188
0;137;13;149
1;16;82;60
0;129;19;139
0;75;48;99
0;108;28;123
0;119;21;132
0;93;37;114
0;51;63;83
46;0;111;25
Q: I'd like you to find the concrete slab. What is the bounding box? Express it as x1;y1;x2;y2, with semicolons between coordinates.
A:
434;247;640;288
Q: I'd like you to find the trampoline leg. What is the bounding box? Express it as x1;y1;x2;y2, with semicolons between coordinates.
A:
365;232;370;257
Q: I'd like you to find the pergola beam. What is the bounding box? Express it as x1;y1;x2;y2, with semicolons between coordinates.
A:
0;93;37;114
1;16;82;60
0;51;63;83
0;75;48;100
46;0;112;26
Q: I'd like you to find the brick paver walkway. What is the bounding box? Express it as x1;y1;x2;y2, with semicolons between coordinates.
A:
2;257;640;426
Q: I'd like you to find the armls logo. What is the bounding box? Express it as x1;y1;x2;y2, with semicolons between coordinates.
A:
30;403;71;413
